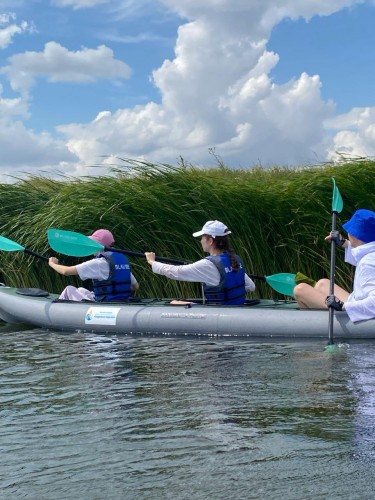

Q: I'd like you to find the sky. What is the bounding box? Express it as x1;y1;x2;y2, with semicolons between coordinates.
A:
0;0;375;180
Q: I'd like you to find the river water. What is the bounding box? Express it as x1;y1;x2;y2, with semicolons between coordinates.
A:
1;324;375;499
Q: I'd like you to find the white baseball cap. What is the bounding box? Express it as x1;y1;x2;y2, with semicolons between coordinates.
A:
192;220;232;238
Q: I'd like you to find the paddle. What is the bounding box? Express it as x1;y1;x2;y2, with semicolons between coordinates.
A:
0;235;49;262
257;272;296;296
47;229;190;265
327;178;344;346
48;228;297;296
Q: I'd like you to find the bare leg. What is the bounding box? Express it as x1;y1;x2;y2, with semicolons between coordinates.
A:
314;278;350;302
294;279;350;309
294;283;327;309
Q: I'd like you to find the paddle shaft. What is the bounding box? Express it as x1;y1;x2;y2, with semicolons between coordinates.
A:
24;248;49;262
250;274;266;281
106;246;189;265
328;211;337;345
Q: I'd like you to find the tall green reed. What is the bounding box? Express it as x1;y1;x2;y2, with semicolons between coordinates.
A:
0;159;374;298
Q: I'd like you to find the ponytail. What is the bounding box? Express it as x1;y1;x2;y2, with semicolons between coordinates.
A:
212;236;240;272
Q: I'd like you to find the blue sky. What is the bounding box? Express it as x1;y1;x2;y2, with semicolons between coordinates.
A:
268;4;375;114
0;0;375;180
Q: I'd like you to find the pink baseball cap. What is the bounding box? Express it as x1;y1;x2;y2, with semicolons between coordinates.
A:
88;229;115;247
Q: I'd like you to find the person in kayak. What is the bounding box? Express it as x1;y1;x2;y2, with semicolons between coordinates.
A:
48;229;139;301
293;209;375;322
145;220;255;305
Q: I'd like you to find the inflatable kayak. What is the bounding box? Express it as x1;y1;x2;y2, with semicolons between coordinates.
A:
1;285;375;339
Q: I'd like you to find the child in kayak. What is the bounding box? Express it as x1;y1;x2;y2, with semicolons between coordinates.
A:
293;209;375;322
48;229;139;301
145;220;255;305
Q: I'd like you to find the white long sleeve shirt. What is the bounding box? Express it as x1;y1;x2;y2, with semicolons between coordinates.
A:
151;258;256;292
344;241;375;322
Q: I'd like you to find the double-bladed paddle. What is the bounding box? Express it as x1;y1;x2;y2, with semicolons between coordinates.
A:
47;229;189;265
0;235;49;261
48;228;296;296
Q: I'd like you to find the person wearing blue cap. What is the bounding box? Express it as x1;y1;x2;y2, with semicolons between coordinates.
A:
294;209;375;322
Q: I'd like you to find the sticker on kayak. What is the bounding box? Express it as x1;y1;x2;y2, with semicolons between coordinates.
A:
85;307;121;325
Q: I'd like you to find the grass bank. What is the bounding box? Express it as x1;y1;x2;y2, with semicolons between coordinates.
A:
0;159;374;299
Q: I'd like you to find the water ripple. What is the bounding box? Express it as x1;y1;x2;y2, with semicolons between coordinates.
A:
1;329;375;498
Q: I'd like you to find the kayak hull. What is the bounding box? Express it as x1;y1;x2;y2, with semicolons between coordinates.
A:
0;286;374;339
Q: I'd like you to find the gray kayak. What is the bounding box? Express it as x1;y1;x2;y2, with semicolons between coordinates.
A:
0;285;375;339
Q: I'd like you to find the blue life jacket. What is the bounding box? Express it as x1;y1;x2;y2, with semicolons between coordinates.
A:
204;253;246;305
92;252;132;302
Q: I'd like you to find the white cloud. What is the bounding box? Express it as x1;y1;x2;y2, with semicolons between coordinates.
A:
0;86;29;119
102;32;172;44
59;64;333;167
59;0;356;167
0;120;75;166
0;13;16;23
0;116;78;181
51;0;110;9
326;107;375;160
159;0;365;27
1;42;132;93
0;12;34;49
1;0;374;176
51;0;155;14
0;82;78;181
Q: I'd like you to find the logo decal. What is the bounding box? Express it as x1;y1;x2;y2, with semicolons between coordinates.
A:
85;307;121;325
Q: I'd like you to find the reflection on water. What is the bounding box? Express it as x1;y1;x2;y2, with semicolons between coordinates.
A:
1;325;375;499
348;349;375;463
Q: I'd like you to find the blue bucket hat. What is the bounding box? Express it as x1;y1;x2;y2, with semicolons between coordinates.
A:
342;209;375;243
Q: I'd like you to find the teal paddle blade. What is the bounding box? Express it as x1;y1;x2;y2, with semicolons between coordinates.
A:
265;273;296;296
0;235;25;252
48;229;103;257
332;177;343;214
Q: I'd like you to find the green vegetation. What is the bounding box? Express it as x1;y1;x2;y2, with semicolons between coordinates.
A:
0;159;374;299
